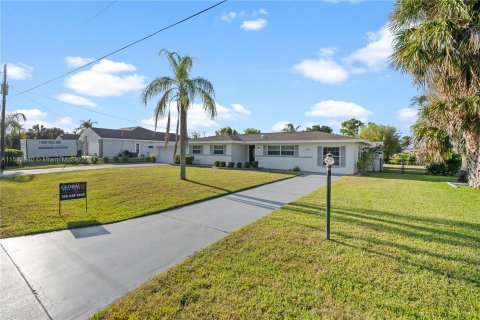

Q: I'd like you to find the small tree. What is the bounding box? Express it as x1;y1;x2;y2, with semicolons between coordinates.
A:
281;123;300;132
340;118;364;137
305;125;333;133
215;126;238;135
244;128;261;134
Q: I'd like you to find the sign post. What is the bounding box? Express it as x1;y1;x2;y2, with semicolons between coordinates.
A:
59;182;87;215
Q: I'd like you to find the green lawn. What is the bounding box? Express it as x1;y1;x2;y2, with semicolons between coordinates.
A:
93;170;480;319
4;159;150;171
0;166;294;238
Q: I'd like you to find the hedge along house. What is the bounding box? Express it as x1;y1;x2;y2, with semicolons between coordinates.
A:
79;127;177;161
187;132;381;174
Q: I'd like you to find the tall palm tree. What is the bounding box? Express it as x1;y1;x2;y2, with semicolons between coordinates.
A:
142;49;216;180
1;112;26;149
390;0;480;188
74;119;98;135
281;123;301;132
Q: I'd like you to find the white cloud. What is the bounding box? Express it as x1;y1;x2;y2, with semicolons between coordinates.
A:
65;56;94;68
55;93;97;108
64;58;145;97
305;100;372;119
252;8;268;16
397;108;418;122
12;108;77;132
271;121;292;132
141;102;251;131
345;25;393;71
292;48;348;84
5;63;33;80
241;18;267;31
221;11;236;22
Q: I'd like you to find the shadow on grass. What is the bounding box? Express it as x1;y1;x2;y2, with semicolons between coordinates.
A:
186;179;231;192
1;174;35;183
273;201;480;287
67;221;110;239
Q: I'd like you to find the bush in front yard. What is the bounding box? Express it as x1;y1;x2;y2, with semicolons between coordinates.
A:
4;149;23;166
426;153;461;176
214;161;221;167
121;156;129;163
244;161;251;168
251;161;259;168
220;161;226;167
236;162;243;168
102;156;109;163
112;156;120;163
227;162;234;168
186;156;194;165
91;156;99;164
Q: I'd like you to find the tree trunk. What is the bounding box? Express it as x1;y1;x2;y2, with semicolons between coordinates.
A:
179;107;187;180
464;131;480;189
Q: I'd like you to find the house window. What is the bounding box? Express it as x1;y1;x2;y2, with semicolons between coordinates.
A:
192;146;202;154
267;146;280;156
281;145;295;156
267;145;296;156
323;147;340;166
135;143;140;154
213;145;225;155
148;146;154;149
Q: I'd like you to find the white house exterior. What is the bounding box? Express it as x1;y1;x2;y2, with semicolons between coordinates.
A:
79;127;177;161
187;132;381;174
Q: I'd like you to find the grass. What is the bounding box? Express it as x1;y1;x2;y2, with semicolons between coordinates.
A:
0;166;294;238
93;170;480;319
4;159;151;171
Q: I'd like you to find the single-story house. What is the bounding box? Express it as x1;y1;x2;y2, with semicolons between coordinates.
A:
187;132;382;174
79;127;177;162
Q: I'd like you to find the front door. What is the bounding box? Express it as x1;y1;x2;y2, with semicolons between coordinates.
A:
249;145;255;162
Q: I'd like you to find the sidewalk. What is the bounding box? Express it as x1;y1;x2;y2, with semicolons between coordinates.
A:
1;163;166;177
0;174;337;320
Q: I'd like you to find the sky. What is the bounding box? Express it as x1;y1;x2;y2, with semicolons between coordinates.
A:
1;0;420;137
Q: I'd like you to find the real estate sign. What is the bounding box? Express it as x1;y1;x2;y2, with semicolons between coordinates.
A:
59;182;87;201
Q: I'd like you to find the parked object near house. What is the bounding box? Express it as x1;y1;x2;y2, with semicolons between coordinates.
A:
187;132;381;174
79;127;177;162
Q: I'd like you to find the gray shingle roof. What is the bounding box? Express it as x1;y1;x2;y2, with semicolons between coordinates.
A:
91;127;177;142
189;131;361;143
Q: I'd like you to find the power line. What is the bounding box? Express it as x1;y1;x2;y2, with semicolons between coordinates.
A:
17;87;158;129
77;0;117;30
12;0;228;98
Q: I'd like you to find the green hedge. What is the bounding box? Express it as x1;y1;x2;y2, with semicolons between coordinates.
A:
426;153;461;176
174;155;194;165
3;149;23;165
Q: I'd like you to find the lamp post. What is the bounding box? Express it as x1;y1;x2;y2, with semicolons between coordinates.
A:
324;153;335;240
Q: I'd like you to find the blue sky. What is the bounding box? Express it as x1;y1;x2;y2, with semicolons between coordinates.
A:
2;0;419;137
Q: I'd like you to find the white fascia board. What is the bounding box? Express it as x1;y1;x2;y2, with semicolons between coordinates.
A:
187;139;372;145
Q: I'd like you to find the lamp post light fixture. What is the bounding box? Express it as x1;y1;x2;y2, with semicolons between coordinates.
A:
324;152;335;240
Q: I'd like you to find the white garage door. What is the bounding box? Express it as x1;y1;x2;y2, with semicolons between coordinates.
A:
157;146;175;163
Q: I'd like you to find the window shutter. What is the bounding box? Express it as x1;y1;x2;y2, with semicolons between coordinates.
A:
317;147;323;166
263;145;267;156
340;146;346;167
188;145;193;154
224;145;227;155
210;145;213;155
294;145;299;157
200;145;203;155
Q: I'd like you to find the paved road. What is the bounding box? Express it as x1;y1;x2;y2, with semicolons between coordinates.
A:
0;163;166;177
0;174;337;320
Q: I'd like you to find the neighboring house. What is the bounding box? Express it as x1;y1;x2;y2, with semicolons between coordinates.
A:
56;133;83;156
187;132;381;174
79;127;177;161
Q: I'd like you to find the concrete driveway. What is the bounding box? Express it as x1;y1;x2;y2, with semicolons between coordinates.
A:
0;174;338;320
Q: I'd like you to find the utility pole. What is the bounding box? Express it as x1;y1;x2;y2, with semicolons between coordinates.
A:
1;64;8;170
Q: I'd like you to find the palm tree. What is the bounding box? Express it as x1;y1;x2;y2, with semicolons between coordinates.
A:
390;0;480;188
1;112;26;149
74;119;98;135
142;49;216;180
281;123;301;132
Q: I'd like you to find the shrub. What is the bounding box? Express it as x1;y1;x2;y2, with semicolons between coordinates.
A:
91;156;99;164
112;156;120;163
80;157;90;165
220;161;226;167
149;155;157;163
214;161;221;167
293;165;301;172
68;157;79;165
175;155;181;164
186;156;194;165
426;153;461;176
236;162;243;168
458;170;468;183
4;149;23;165
251;161;259;168
227;161;234;168
102;156;109;163
121;156;129;163
244;161;251;168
